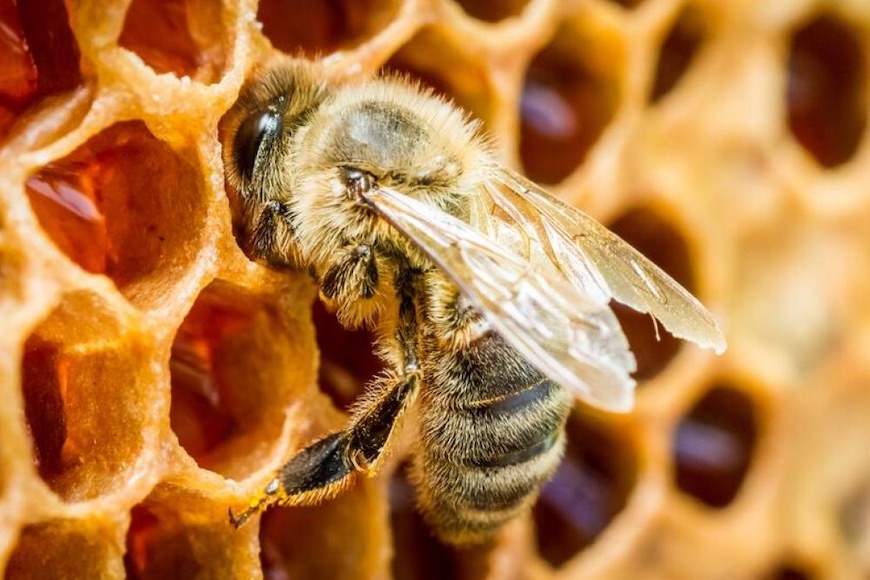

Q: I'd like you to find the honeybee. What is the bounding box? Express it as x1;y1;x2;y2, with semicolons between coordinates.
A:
219;60;725;544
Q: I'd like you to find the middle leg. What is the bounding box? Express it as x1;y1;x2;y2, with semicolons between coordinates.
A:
229;265;422;528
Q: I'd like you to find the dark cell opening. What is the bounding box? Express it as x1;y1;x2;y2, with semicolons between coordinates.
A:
313;300;380;412
258;0;400;57
534;410;637;567
384;28;495;127
125;504;182;579
16;0;81;94
25;121;205;311
390;464;482;580
125;499;251;579
453;0;528;23
20;292;150;502
673;385;757;508
260;489;377;579
787;15;867;168
604;0;645;9
21;340;68;483
0;0;82;135
170;282;299;476
125;503;204;579
766;562;815;580
650;7;706;103
609;208;694;380
0;1;37;134
520;29;620;184
119;0;226;83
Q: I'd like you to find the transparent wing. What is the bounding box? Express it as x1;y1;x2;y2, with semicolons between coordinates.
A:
484;167;726;354
361;184;638;412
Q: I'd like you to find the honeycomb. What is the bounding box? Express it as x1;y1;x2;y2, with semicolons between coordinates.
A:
2;0;869;578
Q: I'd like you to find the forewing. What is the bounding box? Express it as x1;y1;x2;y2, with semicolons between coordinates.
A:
361;185;638;412
488;167;727;354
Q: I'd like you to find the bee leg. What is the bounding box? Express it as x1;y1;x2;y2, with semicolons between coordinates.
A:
228;368;420;528
320;243;379;302
246;199;300;267
229;266;422;529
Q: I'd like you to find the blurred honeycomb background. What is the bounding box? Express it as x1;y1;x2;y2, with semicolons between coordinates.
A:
1;0;869;578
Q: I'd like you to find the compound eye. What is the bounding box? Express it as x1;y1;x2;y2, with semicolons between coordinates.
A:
233;104;283;182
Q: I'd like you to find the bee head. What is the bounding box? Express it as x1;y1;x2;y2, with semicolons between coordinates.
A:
220;62;329;201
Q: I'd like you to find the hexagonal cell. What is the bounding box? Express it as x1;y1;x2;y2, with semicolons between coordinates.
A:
313;300;380;412
608;208;694;381
169;281;315;477
520;25;621;184
21;291;156;502
6;519;124;579
787;15;867;168
260;483;384;578
533;409;637;567
125;493;259;578
0;0;82;135
384;28;496;127
672;385;757;508
258;0;401;58
451;0;528;23
24;121;207;312
650;6;706;103
119;0;226;83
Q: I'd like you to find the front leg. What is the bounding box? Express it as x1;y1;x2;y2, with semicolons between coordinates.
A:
320;244;379;302
317;242;384;327
246;200;303;268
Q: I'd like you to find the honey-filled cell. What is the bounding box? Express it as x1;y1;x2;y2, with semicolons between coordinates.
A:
0;1;37;135
0;0;81;135
119;0;226;83
258;0;400;57
169;281;315;478
25;121;207;312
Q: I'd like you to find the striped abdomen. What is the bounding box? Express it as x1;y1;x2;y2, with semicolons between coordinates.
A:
414;326;573;543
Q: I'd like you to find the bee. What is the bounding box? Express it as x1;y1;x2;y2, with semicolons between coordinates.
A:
219;60;726;544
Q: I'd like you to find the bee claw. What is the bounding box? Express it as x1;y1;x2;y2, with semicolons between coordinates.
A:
228;506;245;529
228;478;282;529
